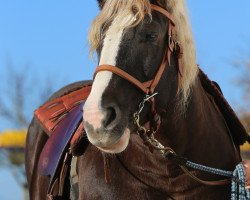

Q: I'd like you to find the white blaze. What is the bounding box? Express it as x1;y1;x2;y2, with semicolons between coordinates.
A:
83;14;133;130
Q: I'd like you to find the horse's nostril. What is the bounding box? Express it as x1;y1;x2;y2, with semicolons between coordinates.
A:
104;107;117;128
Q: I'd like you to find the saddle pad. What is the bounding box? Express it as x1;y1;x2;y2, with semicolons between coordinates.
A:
199;69;250;145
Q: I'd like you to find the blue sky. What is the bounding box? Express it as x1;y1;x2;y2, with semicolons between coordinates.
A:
0;0;249;199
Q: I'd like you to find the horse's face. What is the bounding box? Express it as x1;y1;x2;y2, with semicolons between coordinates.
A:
83;2;178;153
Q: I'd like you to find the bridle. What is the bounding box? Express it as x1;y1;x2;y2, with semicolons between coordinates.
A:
94;4;183;132
93;4;232;187
94;4;182;96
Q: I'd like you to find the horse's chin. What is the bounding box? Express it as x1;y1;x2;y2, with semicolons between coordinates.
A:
96;128;131;154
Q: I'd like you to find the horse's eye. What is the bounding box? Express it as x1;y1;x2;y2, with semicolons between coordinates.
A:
145;33;158;41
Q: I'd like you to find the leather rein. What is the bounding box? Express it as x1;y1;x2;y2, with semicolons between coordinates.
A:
94;4;231;187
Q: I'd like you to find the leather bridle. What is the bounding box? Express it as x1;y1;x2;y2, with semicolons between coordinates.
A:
94;4;182;133
94;4;182;96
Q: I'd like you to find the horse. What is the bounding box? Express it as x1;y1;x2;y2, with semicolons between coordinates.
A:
25;0;250;199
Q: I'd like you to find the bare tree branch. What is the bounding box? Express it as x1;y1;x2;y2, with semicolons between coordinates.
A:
0;60;59;128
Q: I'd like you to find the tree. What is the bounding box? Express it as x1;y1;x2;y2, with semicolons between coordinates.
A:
0;61;59;200
0;62;56;129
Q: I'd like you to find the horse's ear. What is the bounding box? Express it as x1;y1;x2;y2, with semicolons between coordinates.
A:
97;0;105;9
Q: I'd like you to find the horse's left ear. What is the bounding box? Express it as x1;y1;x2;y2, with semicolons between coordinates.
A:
97;0;105;9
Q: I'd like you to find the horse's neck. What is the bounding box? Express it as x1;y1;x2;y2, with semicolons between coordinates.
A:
161;79;241;169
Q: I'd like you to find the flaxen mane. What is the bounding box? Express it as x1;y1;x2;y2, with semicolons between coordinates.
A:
89;0;198;108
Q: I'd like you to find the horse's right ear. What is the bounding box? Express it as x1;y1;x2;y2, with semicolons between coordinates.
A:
97;0;105;9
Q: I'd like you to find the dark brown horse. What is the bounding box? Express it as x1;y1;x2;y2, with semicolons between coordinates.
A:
25;0;249;199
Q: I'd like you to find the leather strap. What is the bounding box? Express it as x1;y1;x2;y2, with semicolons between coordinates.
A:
94;58;168;95
151;4;175;25
103;154;112;184
47;152;71;199
148;52;167;94
94;65;152;94
180;166;231;186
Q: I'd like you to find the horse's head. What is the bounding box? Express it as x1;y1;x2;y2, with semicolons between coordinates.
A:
83;0;197;153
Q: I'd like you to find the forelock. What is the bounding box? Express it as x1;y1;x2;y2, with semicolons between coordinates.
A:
89;0;152;55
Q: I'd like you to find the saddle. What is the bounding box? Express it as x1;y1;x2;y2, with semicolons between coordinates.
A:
34;69;249;199
35;83;92;199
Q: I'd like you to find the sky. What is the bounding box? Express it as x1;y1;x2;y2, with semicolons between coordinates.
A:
0;0;250;199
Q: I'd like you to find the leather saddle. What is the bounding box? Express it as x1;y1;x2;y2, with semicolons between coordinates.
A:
35;83;92;198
